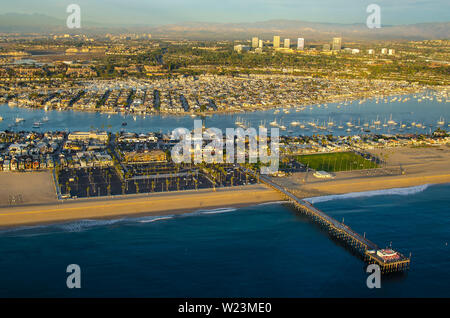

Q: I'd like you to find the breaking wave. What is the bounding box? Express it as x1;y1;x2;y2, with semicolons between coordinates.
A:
182;207;237;216
0;207;239;236
138;216;175;223
304;184;431;204
256;201;285;206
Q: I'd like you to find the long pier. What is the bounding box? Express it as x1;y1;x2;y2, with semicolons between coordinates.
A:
256;173;411;274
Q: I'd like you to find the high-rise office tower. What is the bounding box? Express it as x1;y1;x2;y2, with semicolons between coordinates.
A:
258;39;263;48
332;37;342;51
273;36;280;48
252;37;259;48
297;38;305;50
284;38;290;48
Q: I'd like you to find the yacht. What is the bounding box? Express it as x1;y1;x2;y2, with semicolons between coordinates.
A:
15;117;25;123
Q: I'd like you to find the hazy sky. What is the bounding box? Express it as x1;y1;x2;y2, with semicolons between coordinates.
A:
1;0;449;25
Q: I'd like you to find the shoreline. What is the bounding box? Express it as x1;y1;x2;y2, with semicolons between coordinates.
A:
2;85;430;118
0;184;282;228
297;172;450;198
1;172;448;229
1;146;450;228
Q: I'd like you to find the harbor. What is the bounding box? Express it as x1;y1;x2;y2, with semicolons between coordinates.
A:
0;90;448;136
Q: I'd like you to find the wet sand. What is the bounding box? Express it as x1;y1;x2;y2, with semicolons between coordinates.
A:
0;184;281;228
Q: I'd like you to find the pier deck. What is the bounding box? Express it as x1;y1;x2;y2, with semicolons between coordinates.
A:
257;173;410;274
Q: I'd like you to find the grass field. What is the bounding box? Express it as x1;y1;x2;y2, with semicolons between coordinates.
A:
296;152;379;172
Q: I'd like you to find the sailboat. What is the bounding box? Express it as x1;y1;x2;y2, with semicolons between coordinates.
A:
269;119;278;127
373;116;381;125
258;120;266;129
387;115;397;125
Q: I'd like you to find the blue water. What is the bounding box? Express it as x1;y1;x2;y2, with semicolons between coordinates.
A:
0;183;449;297
1;92;448;136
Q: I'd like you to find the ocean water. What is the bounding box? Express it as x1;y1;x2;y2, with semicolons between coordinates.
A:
0;183;449;298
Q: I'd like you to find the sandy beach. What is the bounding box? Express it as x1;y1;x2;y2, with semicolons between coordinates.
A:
0;171;57;206
0;184;281;227
0;145;449;228
274;145;450;197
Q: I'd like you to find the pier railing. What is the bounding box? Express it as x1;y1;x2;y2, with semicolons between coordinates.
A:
249;169;410;274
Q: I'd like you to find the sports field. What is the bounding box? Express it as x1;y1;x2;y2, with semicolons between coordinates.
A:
296;152;379;172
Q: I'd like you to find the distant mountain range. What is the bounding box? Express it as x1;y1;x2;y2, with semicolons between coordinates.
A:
147;20;450;41
0;13;448;41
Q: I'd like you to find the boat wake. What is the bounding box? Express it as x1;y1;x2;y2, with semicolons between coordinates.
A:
304;184;431;204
